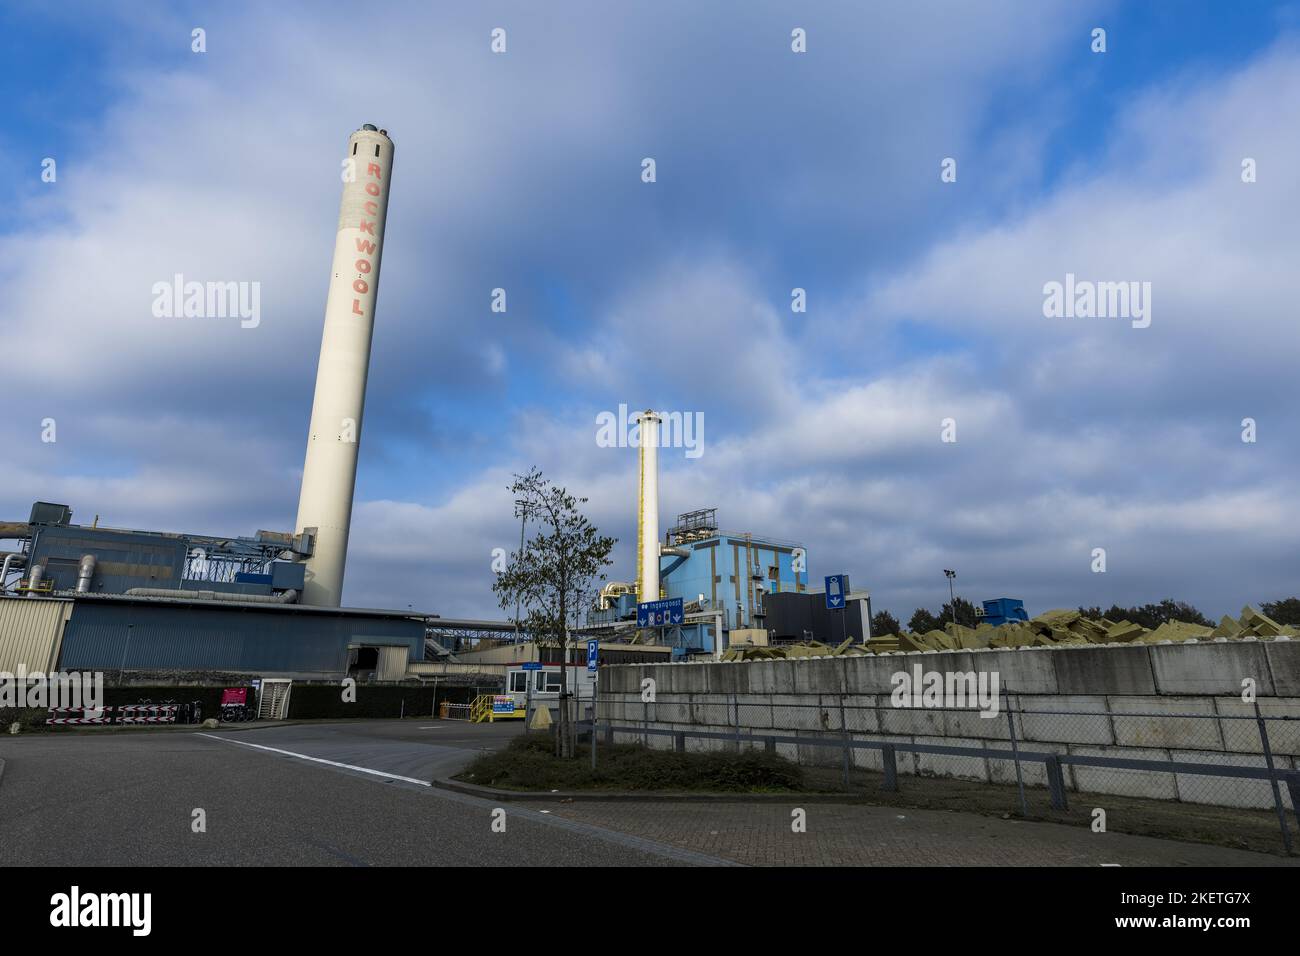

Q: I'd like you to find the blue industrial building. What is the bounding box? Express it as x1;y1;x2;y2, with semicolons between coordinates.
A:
0;502;426;681
56;594;426;680
3;500;820;674
587;509;808;658
10;501;307;600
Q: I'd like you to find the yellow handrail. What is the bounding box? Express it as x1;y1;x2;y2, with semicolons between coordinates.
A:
470;694;493;723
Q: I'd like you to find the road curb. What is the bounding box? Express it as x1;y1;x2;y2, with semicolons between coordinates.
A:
28;719;312;737
432;777;871;804
203;720;307;733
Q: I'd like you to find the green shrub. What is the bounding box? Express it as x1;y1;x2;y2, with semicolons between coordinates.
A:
457;734;806;793
0;707;49;731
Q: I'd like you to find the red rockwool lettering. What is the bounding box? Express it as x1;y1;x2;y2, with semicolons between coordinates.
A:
351;147;384;318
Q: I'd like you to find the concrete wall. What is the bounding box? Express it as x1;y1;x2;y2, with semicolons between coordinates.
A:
599;639;1300;810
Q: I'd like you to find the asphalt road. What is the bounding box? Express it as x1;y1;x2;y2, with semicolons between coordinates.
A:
0;720;721;866
2;720;1293;867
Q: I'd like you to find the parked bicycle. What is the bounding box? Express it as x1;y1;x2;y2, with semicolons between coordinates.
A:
219;704;254;723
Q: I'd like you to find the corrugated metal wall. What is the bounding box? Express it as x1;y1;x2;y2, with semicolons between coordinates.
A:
0;597;72;672
376;645;409;681
30;525;186;593
58;602;423;677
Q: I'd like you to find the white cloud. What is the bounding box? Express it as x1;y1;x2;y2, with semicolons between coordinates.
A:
5;2;1297;625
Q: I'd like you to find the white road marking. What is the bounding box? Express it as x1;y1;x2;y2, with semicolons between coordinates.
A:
418;726;443;729
197;735;739;866
196;733;431;787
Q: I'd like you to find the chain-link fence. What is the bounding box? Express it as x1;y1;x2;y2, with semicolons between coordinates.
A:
585;687;1300;852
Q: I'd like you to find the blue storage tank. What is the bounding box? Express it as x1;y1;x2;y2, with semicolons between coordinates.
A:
980;598;1028;626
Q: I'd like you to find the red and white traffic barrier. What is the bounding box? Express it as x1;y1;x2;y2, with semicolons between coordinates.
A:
117;705;178;713
46;704;180;726
117;704;178;725
46;706;111;725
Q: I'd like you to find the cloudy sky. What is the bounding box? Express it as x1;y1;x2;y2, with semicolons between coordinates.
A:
2;1;1298;621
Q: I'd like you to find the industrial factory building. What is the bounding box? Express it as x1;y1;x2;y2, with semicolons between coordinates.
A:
0;124;849;689
578;507;812;658
0;594;423;682
0;124;433;686
0;501;427;680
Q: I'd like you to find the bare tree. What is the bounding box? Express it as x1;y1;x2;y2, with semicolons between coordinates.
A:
492;468;615;757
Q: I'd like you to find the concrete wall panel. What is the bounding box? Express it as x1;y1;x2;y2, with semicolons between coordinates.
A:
1264;640;1300;696
1053;644;1156;695
1150;642;1275;696
1109;696;1223;750
1068;745;1178;800
1213;697;1300;756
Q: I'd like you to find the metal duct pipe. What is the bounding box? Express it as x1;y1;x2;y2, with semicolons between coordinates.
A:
294;124;396;607
635;410;662;603
598;581;636;610
125;588;299;604
26;563;44;597
76;554;96;593
0;552;25;592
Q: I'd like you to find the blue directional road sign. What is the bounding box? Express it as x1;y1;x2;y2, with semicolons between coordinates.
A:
521;661;542;671
637;597;684;627
587;639;600;671
825;574;849;609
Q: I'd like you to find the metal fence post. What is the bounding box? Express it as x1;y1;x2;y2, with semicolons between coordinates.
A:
590;683;597;771
1255;703;1293;854
839;693;851;791
1045;754;1068;810
731;692;740;752
674;731;686;753
1004;686;1029;817
881;744;898;792
1286;772;1300;831
764;736;775;755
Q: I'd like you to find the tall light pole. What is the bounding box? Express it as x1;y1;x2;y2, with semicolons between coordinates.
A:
513;498;528;638
944;569;957;625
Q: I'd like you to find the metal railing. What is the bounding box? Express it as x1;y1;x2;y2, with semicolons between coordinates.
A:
584;689;1300;853
440;702;473;720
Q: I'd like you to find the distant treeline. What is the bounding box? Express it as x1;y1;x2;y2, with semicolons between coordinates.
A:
870;596;1300;636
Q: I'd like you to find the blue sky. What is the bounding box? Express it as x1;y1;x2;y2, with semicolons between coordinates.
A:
2;1;1299;621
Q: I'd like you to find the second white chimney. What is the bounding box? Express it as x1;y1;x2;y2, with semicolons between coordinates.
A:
636;409;661;603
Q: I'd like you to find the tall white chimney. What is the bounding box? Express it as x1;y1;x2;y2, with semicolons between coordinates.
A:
295;124;395;607
635;410;661;603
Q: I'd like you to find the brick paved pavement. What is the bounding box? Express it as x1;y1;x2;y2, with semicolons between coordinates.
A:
547;800;1299;866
